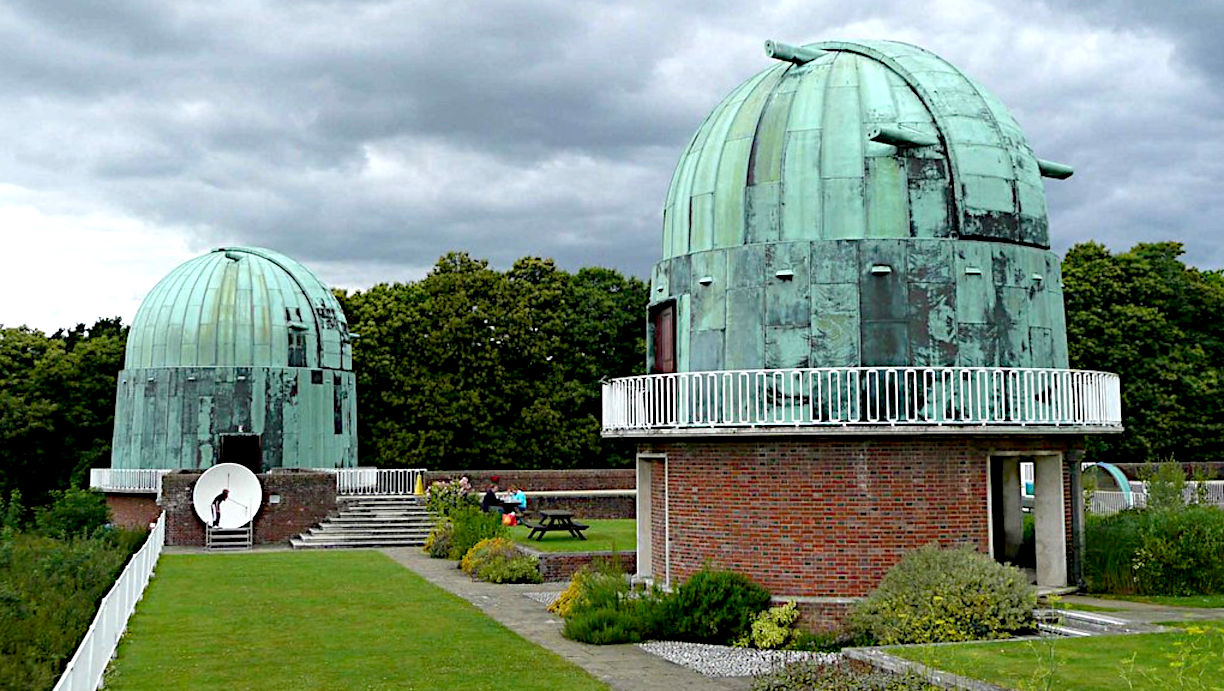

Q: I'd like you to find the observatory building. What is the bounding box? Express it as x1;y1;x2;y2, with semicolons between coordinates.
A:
109;246;357;473
601;39;1122;625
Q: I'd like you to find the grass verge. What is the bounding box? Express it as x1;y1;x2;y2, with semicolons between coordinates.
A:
890;624;1224;691
106;551;606;690
510;519;635;553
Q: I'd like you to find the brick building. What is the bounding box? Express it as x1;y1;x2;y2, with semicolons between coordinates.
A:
600;39;1122;624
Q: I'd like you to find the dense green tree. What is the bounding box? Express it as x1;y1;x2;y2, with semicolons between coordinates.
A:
0;319;126;504
1062;241;1224;464
338;254;647;470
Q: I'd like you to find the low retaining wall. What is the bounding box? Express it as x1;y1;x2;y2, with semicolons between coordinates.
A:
527;491;635;519
519;547;637;582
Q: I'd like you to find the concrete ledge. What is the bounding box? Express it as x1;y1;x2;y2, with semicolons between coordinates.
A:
526;489;635;498
843;647;1010;691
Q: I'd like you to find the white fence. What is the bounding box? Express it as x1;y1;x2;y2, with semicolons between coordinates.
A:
1090;481;1224;515
89;468;168;493
603;367;1122;433
332;468;427;496
53;512;166;691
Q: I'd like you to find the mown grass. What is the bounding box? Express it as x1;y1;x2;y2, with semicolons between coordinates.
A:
106;551;606;690
890;622;1224;691
510;518;635;553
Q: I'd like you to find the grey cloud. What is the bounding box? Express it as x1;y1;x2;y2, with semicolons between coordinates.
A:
0;0;1220;296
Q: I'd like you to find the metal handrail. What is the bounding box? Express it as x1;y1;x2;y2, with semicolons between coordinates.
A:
331;468;427;496
602;366;1122;433
89;468;169;493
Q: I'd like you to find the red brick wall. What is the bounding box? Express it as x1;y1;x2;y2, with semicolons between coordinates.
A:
426;469;634;492
162;470;335;546
642;436;1078;600
524;549;638;582
105;494;162;529
528;494;634;519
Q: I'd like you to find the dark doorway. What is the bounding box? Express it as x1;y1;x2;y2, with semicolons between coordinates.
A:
650;302;676;374
219;434;262;474
989;456;1033;569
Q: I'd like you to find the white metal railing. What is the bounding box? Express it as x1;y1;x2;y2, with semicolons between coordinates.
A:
602;367;1122;433
332;468;427;496
54;512;166;691
89;468;169;493
1090;482;1224;515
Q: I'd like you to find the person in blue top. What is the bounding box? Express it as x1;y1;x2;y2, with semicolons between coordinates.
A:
509;485;527;512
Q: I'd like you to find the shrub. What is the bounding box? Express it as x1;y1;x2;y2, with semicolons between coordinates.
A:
34;489;110;539
562;606;646;645
549;561;630;619
423;518;454;559
459;537;541;583
1141;460;1188;511
735;602;800;650
752;659;938;691
478;555;543;584
654;567;773;644
425;478;478;517
790;628;876;652
0;527;146;689
446;506;506;560
1085;504;1224;595
850;544;1035;645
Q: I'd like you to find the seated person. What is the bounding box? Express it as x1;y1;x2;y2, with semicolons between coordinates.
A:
509;485;527;512
480;485;502;513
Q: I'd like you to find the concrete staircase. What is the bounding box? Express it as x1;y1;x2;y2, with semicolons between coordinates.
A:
290;496;434;549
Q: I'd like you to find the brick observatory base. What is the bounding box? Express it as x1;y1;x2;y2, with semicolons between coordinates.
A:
162;469;336;546
105;494;163;529
641;435;1080;628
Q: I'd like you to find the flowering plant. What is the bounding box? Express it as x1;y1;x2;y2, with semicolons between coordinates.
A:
425;478;477;517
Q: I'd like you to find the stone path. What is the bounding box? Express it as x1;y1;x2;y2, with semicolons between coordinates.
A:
381;547;753;691
1061;594;1224;625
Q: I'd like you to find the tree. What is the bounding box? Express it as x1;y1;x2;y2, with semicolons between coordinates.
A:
340;254;647;470
1062;242;1224;464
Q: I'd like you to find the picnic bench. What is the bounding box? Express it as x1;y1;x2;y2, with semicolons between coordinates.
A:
520;509;588;540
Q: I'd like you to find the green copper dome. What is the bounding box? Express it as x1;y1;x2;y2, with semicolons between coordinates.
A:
126;246;351;371
112;246;357;471
661;39;1051;259
648;39;1072;374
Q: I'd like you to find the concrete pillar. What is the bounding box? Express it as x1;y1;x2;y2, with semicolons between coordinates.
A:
1034;454;1067;587
635;455;654;580
1000;458;1023;563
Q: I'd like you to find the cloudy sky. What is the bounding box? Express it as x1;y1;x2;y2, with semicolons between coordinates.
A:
1;0;1221;332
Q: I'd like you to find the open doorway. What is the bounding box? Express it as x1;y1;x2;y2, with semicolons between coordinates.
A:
219;434;262;474
989;453;1067;587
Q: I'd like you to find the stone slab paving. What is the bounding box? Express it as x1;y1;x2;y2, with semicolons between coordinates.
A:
381;547;753;691
1061;595;1224;625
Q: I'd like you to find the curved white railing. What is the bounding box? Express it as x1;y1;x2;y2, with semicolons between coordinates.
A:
54;513;166;691
89;468;169;493
602;367;1121;433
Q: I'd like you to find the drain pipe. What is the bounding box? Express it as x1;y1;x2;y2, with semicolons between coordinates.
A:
664;458;671;590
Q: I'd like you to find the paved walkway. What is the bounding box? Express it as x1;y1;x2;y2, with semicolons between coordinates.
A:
381;547;752;691
1061;594;1224;625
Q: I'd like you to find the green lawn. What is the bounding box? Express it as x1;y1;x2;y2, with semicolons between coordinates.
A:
107;551;606;690
890;623;1224;691
1052;601;1124;613
1093;593;1224;608
510;519;635;553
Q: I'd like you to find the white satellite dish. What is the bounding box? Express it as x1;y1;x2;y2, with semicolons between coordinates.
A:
192;463;262;530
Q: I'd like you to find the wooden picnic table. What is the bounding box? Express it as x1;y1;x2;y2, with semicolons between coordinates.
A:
522;509;588;540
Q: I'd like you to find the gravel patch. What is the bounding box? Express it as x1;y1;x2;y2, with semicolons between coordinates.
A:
637;641;839;677
523;591;563;607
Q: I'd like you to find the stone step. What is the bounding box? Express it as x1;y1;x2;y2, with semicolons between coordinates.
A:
308;527;432;536
290;536;426;549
